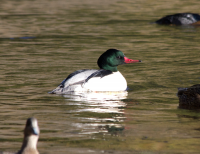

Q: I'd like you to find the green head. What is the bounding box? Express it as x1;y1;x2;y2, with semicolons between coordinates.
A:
97;49;141;72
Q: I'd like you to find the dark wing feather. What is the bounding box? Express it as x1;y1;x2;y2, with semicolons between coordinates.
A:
85;69;112;83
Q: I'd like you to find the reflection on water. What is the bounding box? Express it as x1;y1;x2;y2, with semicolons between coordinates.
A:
63;91;127;106
63;91;127;135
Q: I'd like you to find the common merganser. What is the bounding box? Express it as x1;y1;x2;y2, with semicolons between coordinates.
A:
156;13;200;25
49;49;141;94
177;84;200;109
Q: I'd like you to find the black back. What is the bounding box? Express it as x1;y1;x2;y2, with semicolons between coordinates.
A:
85;69;113;83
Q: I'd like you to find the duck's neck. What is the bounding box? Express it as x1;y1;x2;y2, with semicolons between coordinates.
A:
101;65;118;72
18;135;39;154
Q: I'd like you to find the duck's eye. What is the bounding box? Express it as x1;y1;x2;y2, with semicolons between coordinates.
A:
117;56;122;59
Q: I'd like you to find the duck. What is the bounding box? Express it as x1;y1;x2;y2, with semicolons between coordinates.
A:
1;118;40;154
155;13;200;25
177;84;200;109
17;117;40;154
49;49;141;94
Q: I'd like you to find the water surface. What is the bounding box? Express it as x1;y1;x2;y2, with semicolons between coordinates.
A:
0;0;200;154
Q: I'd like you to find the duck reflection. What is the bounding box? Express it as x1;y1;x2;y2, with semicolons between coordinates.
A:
62;91;127;135
63;91;127;102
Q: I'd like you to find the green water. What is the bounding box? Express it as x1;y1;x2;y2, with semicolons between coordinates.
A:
0;0;200;154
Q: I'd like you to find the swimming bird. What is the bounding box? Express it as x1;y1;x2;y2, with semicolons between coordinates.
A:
49;49;141;94
177;84;200;109
17;117;40;154
1;118;40;154
155;13;200;25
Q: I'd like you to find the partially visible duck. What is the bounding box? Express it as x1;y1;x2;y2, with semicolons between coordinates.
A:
17;117;40;154
156;13;200;25
1;118;40;154
49;49;141;94
177;84;200;109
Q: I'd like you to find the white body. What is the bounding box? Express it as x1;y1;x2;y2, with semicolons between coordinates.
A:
51;70;127;94
83;71;127;91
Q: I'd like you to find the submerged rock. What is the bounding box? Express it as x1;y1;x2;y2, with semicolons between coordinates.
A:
177;84;200;109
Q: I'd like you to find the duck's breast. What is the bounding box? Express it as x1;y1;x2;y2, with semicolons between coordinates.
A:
83;71;127;91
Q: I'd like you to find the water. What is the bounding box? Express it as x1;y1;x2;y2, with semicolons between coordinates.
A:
0;0;200;154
